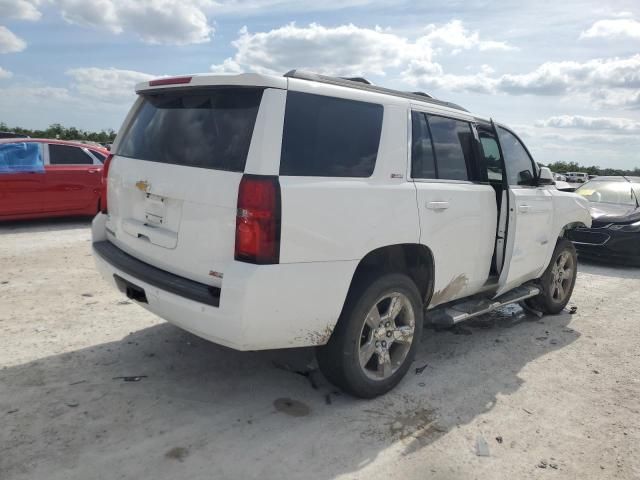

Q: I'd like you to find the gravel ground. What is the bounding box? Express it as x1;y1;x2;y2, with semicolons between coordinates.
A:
1;218;639;479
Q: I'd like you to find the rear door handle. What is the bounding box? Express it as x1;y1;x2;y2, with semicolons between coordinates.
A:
426;201;450;210
518;204;531;213
88;169;100;174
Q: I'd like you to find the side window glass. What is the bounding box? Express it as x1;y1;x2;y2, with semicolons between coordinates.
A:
0;142;44;173
427;115;472;181
410;111;436;179
49;144;94;165
479;133;503;182
497;128;535;186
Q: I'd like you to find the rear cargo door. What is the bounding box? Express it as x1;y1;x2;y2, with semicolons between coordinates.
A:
105;87;267;286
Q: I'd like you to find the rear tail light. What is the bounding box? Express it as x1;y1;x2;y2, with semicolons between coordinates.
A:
235;175;281;264
100;154;113;214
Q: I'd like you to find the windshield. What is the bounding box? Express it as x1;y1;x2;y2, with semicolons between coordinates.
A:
576;181;638;206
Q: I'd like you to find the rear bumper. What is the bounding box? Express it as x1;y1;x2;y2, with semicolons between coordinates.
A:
93;241;220;307
92;215;357;350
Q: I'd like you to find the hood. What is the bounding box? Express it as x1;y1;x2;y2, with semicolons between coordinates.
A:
589;202;640;227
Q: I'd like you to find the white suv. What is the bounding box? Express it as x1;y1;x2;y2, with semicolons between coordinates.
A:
566;172;589;183
92;71;591;397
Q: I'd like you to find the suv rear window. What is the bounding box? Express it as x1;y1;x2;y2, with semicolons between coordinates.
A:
280;92;383;177
117;88;263;172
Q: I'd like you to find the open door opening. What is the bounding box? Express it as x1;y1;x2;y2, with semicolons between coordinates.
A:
476;121;509;277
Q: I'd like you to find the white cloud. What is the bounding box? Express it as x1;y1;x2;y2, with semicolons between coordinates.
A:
580;18;640;40
56;0;214;45
0;86;71;102
496;55;640;95
66;67;155;102
211;21;513;77
407;53;640;98
422;20;516;53
0;66;12;78
212;23;425;76
536;115;640;133
0;26;27;53
591;89;640;109
0;0;42;21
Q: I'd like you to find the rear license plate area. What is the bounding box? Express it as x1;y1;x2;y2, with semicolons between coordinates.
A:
144;194;166;226
114;275;148;303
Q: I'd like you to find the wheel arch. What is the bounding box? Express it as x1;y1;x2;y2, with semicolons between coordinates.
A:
558;221;588;239
345;244;435;310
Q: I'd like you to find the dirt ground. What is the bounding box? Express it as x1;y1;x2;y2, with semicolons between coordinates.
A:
1;218;639;480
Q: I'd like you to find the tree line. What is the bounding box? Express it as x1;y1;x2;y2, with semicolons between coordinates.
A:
544;161;640;177
0;122;117;144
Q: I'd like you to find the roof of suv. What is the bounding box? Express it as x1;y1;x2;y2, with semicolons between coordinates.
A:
136;71;478;120
283;70;469;112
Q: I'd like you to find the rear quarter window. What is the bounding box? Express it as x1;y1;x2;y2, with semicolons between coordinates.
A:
279;92;383;177
117;88;264;172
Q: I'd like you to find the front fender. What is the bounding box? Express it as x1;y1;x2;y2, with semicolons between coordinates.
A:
536;191;591;276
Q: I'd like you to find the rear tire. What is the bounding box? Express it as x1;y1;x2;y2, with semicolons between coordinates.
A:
526;238;577;314
317;273;424;398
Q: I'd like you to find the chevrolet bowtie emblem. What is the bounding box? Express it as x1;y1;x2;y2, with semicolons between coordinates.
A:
135;180;150;192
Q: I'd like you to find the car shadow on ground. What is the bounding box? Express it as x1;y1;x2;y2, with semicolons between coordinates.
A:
578;257;640;279
0;216;93;234
1;305;578;479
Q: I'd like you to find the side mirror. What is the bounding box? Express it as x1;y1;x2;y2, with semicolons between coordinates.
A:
538;167;555;186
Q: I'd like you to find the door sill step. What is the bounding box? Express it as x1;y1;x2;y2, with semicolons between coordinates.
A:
426;284;540;326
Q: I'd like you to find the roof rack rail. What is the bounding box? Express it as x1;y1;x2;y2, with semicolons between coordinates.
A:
283;70;468;112
339;76;371;85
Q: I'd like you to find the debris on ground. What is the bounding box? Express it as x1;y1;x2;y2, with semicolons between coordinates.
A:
273;398;310;417
69;380;86;386
495;436;503;444
112;376;147;382
415;364;428;374
165;447;189;462
538;460;548;469
81;293;93;298
6;409;19;414
521;302;543;318
66;402;79;408
475;435;490;457
523;408;533;415
272;361;319;390
569;305;578;314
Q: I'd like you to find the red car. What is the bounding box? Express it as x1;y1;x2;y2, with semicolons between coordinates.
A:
0;139;109;221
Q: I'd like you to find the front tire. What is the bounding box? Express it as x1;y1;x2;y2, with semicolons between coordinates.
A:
317;273;424;398
526;238;577;314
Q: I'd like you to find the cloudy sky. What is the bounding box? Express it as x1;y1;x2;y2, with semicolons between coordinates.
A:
1;0;639;168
